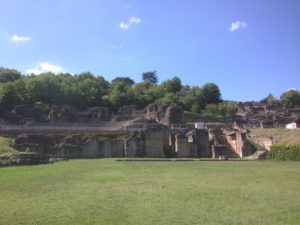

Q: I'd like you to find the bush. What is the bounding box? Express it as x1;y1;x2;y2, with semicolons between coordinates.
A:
269;144;300;161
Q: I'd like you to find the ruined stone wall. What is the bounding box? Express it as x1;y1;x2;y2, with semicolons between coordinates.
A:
211;145;230;159
125;133;146;157
195;130;210;157
226;133;242;157
249;136;273;151
175;134;197;157
163;106;184;127
145;127;168;157
98;139;124;157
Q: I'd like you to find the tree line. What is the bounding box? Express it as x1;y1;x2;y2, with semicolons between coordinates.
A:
0;67;299;118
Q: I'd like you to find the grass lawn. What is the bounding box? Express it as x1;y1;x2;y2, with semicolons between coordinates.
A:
249;128;300;144
0;159;300;225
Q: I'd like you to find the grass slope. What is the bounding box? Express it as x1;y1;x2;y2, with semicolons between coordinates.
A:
0;159;300;225
250;128;300;144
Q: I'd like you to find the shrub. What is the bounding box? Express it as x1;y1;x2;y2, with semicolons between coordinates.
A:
269;144;300;161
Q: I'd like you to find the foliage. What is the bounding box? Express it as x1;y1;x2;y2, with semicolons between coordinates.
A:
112;77;135;86
269;144;300;161
280;89;300;107
202;102;236;118
0;137;19;164
0;68;22;83
142;71;158;84
261;94;278;107
181;83;222;114
201;83;222;105
160;76;182;93
0;67;226;114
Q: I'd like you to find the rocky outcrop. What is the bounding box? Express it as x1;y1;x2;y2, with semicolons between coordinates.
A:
114;105;143;121
163;106;184;126
248;136;274;151
146;104;168;122
49;105;111;122
13;104;44;121
0;104;45;124
146;104;184;127
235;102;300;127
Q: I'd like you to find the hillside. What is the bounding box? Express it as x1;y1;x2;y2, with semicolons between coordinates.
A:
249;128;300;145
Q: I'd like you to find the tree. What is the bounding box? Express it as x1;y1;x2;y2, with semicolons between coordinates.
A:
217;102;236;118
78;72;95;80
142;71;158;84
201;83;222;105
160;76;182;93
202;102;236;118
261;94;277;107
0;68;22;83
182;86;205;113
105;81;134;111
24;73;62;105
112;77;135;86
0;80;27;109
280;89;300;107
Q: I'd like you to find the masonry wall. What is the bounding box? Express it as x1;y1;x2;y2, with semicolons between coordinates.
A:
195;130;211;157
125;133;146;157
81;137;101;158
175;134;197;157
145;127;168;157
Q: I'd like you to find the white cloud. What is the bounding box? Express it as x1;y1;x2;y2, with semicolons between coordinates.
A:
11;35;31;43
119;16;141;30
230;21;248;32
26;62;65;75
120;22;130;30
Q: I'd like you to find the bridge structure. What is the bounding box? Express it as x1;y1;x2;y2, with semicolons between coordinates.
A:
0;124;144;136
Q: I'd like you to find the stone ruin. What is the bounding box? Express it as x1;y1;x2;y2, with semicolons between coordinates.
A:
234;101;300;128
0;102;288;163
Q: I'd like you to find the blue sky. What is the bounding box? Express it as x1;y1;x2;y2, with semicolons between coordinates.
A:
0;0;299;101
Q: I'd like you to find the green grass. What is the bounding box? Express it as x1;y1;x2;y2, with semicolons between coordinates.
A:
0;159;300;225
250;128;300;144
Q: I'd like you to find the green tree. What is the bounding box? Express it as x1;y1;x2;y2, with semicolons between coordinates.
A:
280;89;300;107
201;83;222;105
142;71;158;84
112;77;135;86
160;77;182;93
0;80;27;108
105;81;134;111
217;102;236;118
0;68;22;83
261;94;278;107
182;86;206;113
24;73;62;105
